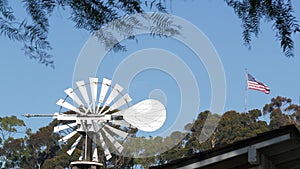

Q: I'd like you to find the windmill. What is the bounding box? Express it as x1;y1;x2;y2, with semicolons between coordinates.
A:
24;77;166;168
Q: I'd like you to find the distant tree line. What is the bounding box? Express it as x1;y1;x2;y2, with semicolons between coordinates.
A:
1;96;300;168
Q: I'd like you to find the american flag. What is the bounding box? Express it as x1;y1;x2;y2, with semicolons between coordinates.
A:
247;73;270;94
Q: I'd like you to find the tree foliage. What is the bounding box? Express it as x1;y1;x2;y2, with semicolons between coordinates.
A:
1;96;300;168
225;0;299;57
0;137;25;168
0;116;25;168
263;95;300;129
0;115;25;145
0;0;298;67
24;120;61;168
0;0;165;67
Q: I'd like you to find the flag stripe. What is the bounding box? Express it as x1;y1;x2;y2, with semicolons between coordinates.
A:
247;73;270;94
248;87;270;91
248;83;270;89
248;86;270;92
248;84;270;91
248;87;270;93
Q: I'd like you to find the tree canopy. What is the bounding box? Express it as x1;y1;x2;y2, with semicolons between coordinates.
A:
0;0;299;67
1;95;300;168
225;0;299;57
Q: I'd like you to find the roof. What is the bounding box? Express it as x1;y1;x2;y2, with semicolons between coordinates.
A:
150;125;300;169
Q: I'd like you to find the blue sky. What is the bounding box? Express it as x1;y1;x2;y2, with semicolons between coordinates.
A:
0;1;299;136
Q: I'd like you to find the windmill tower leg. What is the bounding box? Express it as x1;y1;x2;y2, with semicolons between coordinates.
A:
84;133;93;161
70;133;103;169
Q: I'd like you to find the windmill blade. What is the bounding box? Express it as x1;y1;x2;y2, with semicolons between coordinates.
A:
99;84;123;114
56;99;81;114
76;81;90;106
96;78;112;114
119;99;166;132
103;83;123;107
99;132;112;160
101;128;124;153
59;130;77;143
89;77;98;112
104;125;128;139
64;88;84;108
101;94;132;115
67;135;82;156
54;122;77;133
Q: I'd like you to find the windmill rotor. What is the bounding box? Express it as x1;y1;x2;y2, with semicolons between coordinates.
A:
52;77;166;162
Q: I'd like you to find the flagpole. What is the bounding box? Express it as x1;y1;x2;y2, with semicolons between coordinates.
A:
244;69;248;113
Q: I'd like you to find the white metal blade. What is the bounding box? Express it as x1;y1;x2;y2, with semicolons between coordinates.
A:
102;128;124;153
59;130;77;143
92;147;98;162
104;125;128;139
104;83;123;106
67;135;82;155
99;132;112;160
101;94;132;115
96;78;112;114
64;88;84;107
99;84;123;114
89;77;98;112
56;99;81;114
76;81;90;106
54;122;77;133
120;99;166;132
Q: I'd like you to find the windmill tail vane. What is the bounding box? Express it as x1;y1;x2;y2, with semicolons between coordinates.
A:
24;77;167;163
